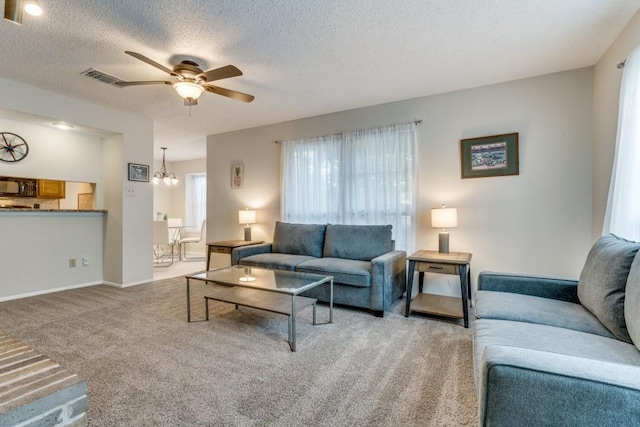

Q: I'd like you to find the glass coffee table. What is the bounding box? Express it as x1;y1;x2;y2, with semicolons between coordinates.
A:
186;266;333;351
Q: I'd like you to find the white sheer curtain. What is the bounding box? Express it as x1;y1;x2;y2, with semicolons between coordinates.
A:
604;45;640;241
281;122;418;253
186;173;207;232
281;134;342;224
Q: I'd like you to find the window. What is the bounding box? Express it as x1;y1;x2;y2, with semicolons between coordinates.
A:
185;173;206;231
604;45;640;241
281;122;417;253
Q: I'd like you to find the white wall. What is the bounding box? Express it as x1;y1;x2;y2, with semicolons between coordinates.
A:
0;119;104;183
0;77;154;298
208;68;594;295
593;10;640;240
0;212;104;301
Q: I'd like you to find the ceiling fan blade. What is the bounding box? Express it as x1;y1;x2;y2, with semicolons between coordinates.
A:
197;65;242;82
184;98;198;106
124;51;175;76
114;81;172;87
204;85;255;103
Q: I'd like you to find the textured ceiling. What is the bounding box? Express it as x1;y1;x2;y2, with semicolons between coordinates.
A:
0;0;638;161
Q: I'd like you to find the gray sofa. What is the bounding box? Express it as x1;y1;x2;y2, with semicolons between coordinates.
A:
231;221;407;317
472;234;640;426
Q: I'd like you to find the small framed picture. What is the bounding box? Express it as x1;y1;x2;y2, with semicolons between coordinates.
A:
128;163;149;182
460;133;519;179
231;163;244;189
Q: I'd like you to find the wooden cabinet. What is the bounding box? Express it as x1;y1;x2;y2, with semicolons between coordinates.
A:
37;179;66;199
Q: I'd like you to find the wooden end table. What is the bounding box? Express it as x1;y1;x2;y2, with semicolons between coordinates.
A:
205;240;265;270
405;250;472;327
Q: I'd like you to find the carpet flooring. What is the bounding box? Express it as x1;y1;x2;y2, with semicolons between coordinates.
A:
0;277;478;426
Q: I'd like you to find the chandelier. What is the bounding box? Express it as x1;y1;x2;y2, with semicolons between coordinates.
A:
153;147;178;185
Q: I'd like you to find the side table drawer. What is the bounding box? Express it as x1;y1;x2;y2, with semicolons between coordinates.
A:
417;262;457;275
210;246;232;254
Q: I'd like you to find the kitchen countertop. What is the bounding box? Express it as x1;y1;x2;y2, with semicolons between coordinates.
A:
0;208;106;214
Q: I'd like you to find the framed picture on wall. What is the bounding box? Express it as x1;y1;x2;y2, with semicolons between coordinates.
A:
231;163;244;189
460;133;519;179
128;163;149;182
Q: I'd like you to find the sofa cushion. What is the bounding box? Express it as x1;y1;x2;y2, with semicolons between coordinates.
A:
239;253;318;271
474;290;615;339
272;222;326;258
473;319;640;389
577;234;640;343
323;224;392;261
296;257;371;287
624;252;640;351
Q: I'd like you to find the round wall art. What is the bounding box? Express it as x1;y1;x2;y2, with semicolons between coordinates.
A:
0;132;29;162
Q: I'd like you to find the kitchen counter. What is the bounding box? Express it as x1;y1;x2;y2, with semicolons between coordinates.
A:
0;208;106;215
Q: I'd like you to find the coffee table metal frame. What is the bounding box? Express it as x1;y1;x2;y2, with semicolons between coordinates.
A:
186;266;333;351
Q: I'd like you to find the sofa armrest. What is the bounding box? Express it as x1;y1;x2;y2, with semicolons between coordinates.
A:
479;345;640;426
370;250;407;311
231;243;273;265
477;271;579;303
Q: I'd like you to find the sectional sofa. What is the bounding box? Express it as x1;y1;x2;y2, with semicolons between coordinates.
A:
231;221;407;317
473;234;640;426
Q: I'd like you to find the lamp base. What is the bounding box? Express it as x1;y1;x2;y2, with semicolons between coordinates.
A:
244;226;252;241
438;232;450;254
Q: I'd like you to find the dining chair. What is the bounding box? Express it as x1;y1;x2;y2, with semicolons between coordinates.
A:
153;220;174;267
178;219;206;261
167;217;183;244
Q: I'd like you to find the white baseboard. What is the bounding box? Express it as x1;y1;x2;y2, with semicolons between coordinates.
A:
103;278;153;288
0;281;103;302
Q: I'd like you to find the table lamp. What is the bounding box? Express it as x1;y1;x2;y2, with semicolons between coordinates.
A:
431;204;458;253
238;209;256;241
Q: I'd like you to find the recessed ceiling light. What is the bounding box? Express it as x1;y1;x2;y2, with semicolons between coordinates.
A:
51;122;74;130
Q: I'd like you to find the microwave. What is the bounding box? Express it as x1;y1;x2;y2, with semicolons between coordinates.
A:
0;177;37;197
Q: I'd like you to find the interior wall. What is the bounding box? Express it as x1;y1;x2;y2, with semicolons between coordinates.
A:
0;118;104;183
592;10;640;240
208;68;594;294
0;76;154;292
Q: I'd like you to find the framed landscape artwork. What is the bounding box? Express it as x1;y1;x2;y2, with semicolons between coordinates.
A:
460;133;519;179
128;163;149;182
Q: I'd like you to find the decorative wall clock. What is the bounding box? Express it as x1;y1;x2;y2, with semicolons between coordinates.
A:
0;132;29;162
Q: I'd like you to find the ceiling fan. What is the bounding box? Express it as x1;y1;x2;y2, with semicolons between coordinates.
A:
114;51;254;106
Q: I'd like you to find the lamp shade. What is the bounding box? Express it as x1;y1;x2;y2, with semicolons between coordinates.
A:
431;207;458;229
238;209;256;225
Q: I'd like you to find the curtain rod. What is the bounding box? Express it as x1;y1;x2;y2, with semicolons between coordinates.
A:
618;60;626;69
274;120;422;143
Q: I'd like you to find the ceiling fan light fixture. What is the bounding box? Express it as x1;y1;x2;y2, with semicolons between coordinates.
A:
173;81;204;101
23;0;43;16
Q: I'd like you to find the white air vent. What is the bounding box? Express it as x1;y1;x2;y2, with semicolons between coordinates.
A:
80;68;124;86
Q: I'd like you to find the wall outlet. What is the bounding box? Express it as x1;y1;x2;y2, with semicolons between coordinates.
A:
69;258;76;268
82;257;89;266
125;186;136;197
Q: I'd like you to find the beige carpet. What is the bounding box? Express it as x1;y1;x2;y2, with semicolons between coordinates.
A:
0;277;478;426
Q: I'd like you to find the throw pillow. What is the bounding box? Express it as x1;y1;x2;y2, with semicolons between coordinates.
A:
577;234;640;343
272;221;326;258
